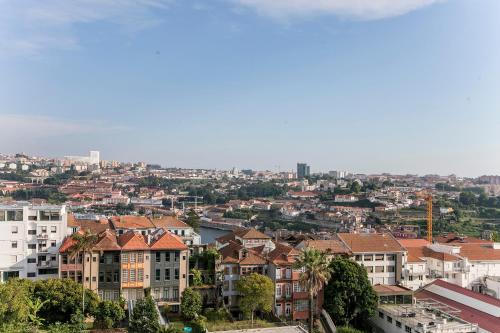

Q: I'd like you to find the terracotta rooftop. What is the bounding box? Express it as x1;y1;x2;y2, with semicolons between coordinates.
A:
338;233;405;253
150;231;188;250
234;228;271;240
458;243;500;261
118;231;149;250
110;215;154;230
434;233;492;244
150;215;190;229
268;242;299;265
94;230;121;251
397;238;430;248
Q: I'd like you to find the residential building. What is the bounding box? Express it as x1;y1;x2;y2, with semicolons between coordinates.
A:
0;203;67;282
338;233;407;285
149;228;189;312
118;231;151;300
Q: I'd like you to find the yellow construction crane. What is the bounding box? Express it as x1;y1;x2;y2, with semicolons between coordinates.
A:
426;195;433;243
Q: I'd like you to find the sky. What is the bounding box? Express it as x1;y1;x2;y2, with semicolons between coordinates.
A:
1;0;499;177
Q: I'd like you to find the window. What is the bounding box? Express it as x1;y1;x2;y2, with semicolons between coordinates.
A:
364;255;373;261
405;326;411;333
106;271;112;282
28;229;36;235
174;268;179;280
387;254;395;261
51;241;57;247
27;272;36;278
99;272;104;282
114;254;120;263
165;269;170;281
276;285;282;296
396;321;401;328
41;226;47;233
276;268;281;279
163;288;169;299
156;252;161;262
375;254;384;261
375;266;385;273
0;210;4;221
121;253;128;263
294;300;308;312
122;269;129;282
173;288;179;299
387;266;395;273
114;270;120;282
387;316;392;323
130;270;136;282
379;311;384;319
7;210;23;221
366;266;374;273
105;255;112;264
11;226;18;234
138;268;143;282
156;269;161;281
165;251;170;262
27;258;36;263
138;252;143;263
130;253;136;263
11;241;17;248
100;256;105;264
28;244;36;249
51;226;57;233
175;251;179;262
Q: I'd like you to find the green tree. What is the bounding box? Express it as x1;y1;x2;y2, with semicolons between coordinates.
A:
26;297;48;328
186;210;200;232
68;230;98;314
323;257;378;327
236;273;274;327
350;182;361;194
191;268;203;286
0;278;32;331
129;296;160;333
33;278;99;324
294;248;331;333
94;300;125;329
181;288;202;321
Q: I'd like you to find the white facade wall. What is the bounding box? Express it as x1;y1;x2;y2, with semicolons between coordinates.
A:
0;204;67;282
353;252;404;285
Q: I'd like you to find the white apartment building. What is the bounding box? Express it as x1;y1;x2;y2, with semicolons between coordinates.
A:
0;203;68;282
338;233;407;286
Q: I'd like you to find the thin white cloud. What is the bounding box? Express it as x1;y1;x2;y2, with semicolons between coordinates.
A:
229;0;444;20
0;0;172;56
0;114;129;140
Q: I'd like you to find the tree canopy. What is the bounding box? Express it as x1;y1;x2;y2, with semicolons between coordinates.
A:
323;257;378;328
236;273;274;325
129;296;160;333
181;288;202;321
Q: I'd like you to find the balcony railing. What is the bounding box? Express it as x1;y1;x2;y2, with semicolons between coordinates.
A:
37;234;49;239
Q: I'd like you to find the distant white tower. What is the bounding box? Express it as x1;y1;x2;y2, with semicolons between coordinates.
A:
89;151;100;165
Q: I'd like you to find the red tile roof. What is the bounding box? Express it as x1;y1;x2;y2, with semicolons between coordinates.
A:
110;215;154;229
234;228;271;240
338;233;405;253
458;243;500;261
435;233;492;244
150;231;188;250
268;242;299;265
118;231;149;250
397;238;430;248
94;230;121;251
150;216;190;229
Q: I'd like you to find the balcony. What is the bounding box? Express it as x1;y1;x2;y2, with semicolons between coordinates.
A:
37;234;49;240
37;260;57;268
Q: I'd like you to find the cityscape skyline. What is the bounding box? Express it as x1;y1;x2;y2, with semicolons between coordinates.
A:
1;0;500;177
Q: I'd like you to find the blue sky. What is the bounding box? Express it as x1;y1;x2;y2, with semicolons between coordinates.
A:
1;0;499;176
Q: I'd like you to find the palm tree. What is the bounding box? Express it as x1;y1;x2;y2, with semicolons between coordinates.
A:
69;229;98;314
294;247;331;333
